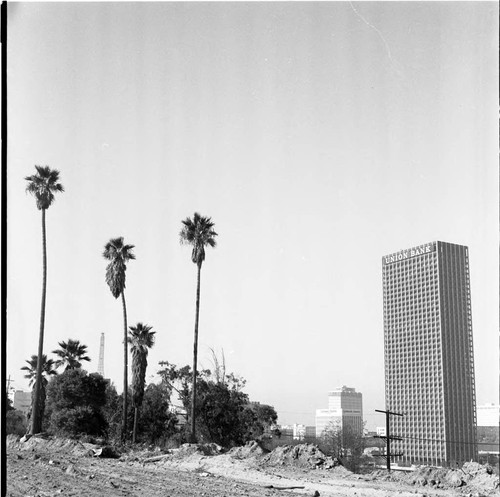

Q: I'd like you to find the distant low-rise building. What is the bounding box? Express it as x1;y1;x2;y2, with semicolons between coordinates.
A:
292;424;316;440
477;404;499;427
279;425;294;437
476;404;500;455
13;390;31;416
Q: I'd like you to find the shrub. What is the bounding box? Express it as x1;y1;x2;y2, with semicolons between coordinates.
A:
158;362;279;448
6;410;28;436
46;369;108;438
49;406;107;437
105;383;177;445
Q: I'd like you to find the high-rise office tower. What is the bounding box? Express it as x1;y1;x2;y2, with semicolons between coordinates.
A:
315;386;363;437
382;241;477;466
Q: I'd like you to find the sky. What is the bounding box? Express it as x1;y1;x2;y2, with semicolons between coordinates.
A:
6;1;499;430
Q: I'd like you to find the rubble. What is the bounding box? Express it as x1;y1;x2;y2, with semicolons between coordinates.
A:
370;463;499;495
260;444;344;470
229;441;266;459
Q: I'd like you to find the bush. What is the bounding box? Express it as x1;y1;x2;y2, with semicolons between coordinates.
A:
49;406;107;437
139;383;177;444
6;410;27;436
105;383;177;445
158;362;279;448
46;369;109;438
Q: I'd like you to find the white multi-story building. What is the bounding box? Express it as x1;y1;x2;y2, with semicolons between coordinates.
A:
315;386;363;437
477;404;499;427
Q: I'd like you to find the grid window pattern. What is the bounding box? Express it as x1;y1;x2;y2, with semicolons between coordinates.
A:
382;241;477;466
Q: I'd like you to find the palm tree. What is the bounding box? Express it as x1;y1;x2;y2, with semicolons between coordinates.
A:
21;354;57;427
103;237;135;441
180;212;217;442
52;339;91;371
127;322;156;443
25;165;64;434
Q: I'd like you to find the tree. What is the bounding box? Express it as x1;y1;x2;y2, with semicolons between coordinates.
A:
128;322;156;443
45;369;108;437
52;339;91;370
243;402;279;440
21;354;57;427
179;212;218;441
25;165;64;434
321;421;366;471
138;383;177;444
196;379;250;446
103;237;135;441
158;361;277;448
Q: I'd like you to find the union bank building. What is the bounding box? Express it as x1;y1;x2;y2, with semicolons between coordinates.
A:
382;241;477;466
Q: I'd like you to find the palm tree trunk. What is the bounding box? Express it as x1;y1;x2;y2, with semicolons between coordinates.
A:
121;290;128;442
133;407;138;443
190;263;202;443
30;209;47;435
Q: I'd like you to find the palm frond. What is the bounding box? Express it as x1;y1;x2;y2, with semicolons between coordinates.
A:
52;339;91;370
25;165;64;210
21;354;57;386
179;212;218;265
103;237;135;297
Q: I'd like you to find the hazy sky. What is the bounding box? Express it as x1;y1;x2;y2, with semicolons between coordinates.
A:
6;2;498;429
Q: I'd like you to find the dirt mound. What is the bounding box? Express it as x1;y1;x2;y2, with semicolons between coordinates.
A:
261;444;343;470
371;462;499;494
461;461;499;493
229;441;266;459
7;434;121;458
173;443;223;458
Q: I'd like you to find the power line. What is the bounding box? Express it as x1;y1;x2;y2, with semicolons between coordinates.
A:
394;435;495;446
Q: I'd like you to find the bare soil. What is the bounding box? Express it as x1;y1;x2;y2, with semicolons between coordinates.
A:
6;436;499;497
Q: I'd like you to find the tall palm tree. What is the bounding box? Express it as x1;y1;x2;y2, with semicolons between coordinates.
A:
127;322;156;443
25;165;64;434
180;212;217;442
103;237;135;441
21;354;57;427
52;339;91;371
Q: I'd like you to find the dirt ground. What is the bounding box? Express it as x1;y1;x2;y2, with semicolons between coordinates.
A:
6;436;499;497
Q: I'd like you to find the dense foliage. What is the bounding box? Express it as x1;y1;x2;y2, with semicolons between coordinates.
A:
138;383;178;444
104;382;177;444
45;369;108;437
158;362;278;448
6;410;28;436
5;392;28;436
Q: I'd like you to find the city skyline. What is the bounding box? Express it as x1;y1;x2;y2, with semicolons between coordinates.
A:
6;2;498;430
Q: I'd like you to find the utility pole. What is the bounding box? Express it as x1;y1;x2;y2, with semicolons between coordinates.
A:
6;375;14;391
374;409;403;471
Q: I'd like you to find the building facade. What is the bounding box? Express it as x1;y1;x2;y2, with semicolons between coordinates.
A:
383;241;477;466
477;404;499;427
13;390;31;416
315;386;363;437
